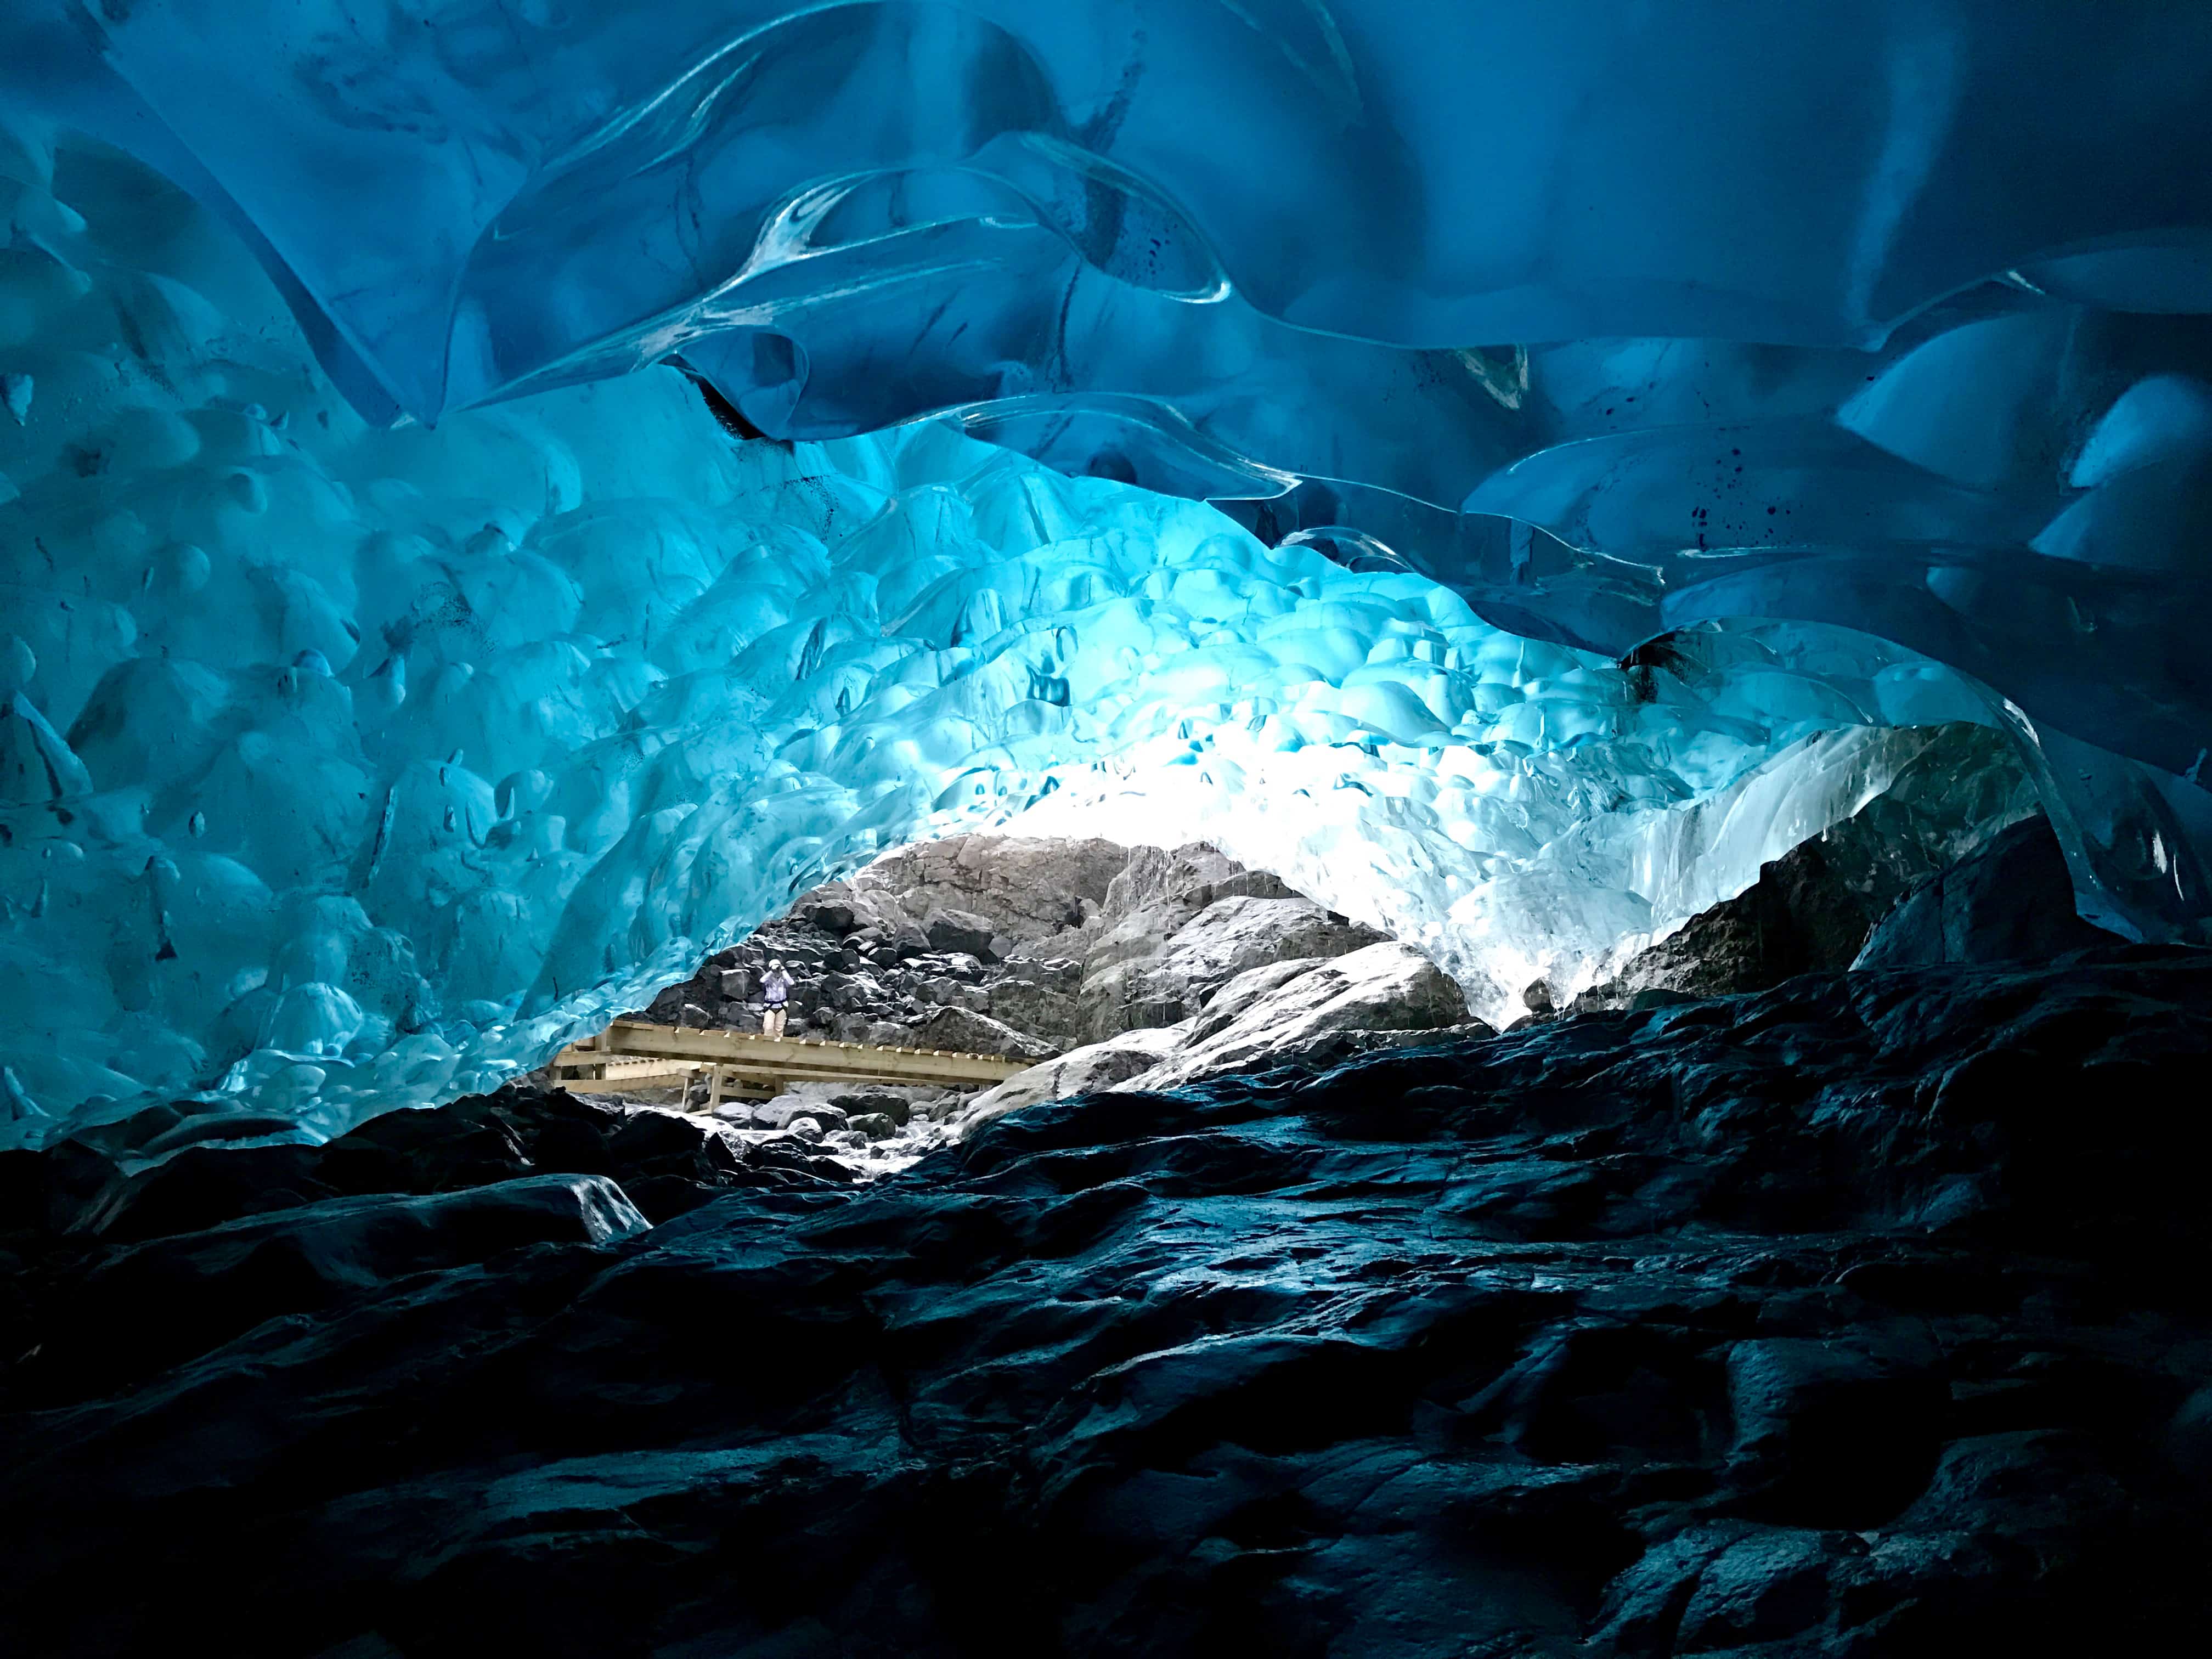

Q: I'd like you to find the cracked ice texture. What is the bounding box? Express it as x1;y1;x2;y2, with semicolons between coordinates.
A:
0;140;2035;1146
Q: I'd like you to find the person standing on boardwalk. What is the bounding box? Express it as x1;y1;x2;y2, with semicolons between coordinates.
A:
760;958;794;1037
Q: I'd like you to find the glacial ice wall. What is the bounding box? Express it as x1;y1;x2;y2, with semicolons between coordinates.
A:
3;4;2211;1148
11;3;2212;782
0;136;2030;1148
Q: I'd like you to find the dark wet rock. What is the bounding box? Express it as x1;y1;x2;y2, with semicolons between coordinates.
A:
1858;813;2128;968
1569;836;1934;1014
1598;1523;1867;1654
1722;1330;1947;1526
20;1175;646;1403
66;1141;333;1244
5;949;2209;1655
1574;727;2039;1012
37;1082;846;1259
2167;1383;2212;1484
917;905;996;961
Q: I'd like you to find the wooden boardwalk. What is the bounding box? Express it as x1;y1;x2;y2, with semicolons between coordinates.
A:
552;1019;1028;1106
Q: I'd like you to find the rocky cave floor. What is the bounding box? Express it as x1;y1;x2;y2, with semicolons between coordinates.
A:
4;941;2212;1657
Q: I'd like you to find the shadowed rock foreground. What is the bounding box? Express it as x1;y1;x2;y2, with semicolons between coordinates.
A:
4;947;2211;1657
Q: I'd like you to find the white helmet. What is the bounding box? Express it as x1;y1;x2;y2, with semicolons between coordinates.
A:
769;958;785;969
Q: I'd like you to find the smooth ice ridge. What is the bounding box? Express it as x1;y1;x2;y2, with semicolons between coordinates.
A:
10;2;2212;800
0;142;2033;1148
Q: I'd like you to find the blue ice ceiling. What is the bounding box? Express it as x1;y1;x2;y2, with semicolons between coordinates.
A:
2;2;2211;1149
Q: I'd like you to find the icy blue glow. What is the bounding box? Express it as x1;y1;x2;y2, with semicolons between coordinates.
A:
2;5;2211;1146
9;3;2212;776
0;136;2027;1146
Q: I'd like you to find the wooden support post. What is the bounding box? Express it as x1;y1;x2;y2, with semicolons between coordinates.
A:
707;1064;724;1113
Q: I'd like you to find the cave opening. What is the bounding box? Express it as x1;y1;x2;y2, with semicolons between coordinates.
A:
4;7;2212;1656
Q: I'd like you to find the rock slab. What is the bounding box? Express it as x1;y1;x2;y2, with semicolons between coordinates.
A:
1857;814;2127;968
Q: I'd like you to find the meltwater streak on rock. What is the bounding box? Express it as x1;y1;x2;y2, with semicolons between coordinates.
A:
0;138;2062;1148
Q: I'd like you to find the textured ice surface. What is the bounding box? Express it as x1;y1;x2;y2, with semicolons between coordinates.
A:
10;3;2212;785
3;9;2212;1146
0;138;2035;1146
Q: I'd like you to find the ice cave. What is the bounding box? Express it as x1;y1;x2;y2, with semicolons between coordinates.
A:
3;5;2211;1656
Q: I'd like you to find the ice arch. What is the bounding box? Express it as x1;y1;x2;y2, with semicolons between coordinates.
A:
9;2;2212;782
2;5;2210;1149
0;138;2032;1148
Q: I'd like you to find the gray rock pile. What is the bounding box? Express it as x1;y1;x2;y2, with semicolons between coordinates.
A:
634;836;1483;1159
639;834;1126;1054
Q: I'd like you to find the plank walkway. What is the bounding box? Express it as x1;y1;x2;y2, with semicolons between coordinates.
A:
552;1018;1029;1105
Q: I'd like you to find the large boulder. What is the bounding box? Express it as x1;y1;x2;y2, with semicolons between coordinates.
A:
1182;955;1328;1026
1076;843;1299;977
1572;828;1912;1013
922;906;1000;960
1857;814;2127;968
1093;841;1296;934
983;974;1086;1045
1124;941;1477;1090
845;834;1133;946
749;1097;850;1133
955;1025;1191;1136
793;897;857;934
744;1082;947;1131
909;1004;1059;1062
1075;895;1387;1042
